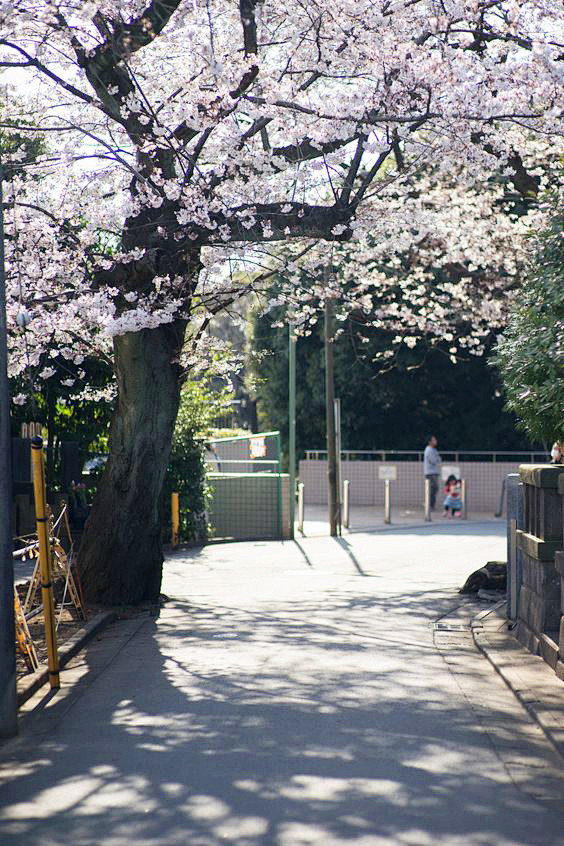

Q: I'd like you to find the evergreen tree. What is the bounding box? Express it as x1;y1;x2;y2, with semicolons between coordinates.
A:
494;204;564;444
250;310;531;459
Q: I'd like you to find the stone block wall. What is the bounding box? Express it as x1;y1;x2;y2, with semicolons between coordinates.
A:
515;465;564;675
555;472;564;678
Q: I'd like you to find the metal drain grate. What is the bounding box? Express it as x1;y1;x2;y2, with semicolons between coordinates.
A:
432;622;470;632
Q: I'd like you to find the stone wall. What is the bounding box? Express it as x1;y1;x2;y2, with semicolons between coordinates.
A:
556;473;564;679
515;465;564;677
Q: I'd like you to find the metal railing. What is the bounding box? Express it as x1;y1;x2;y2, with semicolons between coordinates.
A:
304;449;547;463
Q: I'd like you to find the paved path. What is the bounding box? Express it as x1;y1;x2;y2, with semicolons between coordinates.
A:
300;505;503;536
1;523;564;845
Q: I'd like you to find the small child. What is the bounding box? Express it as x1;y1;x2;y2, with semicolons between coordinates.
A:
442;474;462;518
550;442;563;465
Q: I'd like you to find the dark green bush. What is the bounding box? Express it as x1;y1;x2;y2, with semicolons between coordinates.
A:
162;376;232;544
493;201;564;444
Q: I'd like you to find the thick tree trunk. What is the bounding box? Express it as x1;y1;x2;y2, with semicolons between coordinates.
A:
78;319;187;605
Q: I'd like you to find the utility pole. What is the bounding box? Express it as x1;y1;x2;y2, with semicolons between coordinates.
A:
0;155;18;737
288;323;296;539
324;267;339;537
334;396;342;530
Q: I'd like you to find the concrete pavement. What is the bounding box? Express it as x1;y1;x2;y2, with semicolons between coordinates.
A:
299;505;502;536
1;522;564;845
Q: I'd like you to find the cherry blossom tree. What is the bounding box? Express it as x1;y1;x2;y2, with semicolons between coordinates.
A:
0;1;562;603
277;152;562;350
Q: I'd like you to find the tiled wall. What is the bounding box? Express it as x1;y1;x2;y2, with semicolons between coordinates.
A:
299;460;521;513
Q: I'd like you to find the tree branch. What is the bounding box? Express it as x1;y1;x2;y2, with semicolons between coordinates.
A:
77;1;182;65
0;40;95;108
271;135;358;164
339;136;366;205
205;201;354;245
352;149;394;207
239;0;260;56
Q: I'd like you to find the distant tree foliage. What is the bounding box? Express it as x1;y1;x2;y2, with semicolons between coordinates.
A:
494;205;564;444
249;310;531;459
9;357;114;490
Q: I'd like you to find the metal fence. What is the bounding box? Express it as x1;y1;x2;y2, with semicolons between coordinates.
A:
206;432;290;540
305;449;548;463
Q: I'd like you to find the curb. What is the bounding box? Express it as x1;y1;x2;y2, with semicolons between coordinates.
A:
17;610;117;707
288;518;503;539
345;518;502;535
471;602;564;761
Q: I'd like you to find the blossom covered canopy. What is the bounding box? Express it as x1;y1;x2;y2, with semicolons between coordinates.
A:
1;0;562;392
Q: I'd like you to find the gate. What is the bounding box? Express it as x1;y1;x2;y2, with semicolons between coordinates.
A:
206;432;289;541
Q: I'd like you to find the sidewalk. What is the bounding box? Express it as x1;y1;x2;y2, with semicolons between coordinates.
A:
472;602;564;759
2;523;563;846
299;504;503;536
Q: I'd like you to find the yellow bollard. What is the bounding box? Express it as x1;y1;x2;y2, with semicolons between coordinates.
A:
171;492;179;549
31;437;60;689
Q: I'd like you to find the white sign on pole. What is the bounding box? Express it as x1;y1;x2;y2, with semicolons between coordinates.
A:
249;436;267;459
442;465;461;481
378;465;397;481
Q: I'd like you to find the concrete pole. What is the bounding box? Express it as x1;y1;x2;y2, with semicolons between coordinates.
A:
324;295;338;537
334;397;342;535
424;478;432;522
288;324;296;539
461;479;467;520
384;479;391;524
0;157;18;737
297;483;305;534
343;480;350;529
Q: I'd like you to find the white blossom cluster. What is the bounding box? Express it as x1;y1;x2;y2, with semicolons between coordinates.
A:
0;1;562;397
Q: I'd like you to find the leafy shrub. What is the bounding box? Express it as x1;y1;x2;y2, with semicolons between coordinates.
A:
162;377;233;543
493;201;564;444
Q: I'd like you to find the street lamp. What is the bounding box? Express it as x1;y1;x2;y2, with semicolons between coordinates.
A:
0;154;18;737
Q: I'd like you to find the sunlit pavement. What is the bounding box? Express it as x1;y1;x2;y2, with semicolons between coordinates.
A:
1;524;564;845
299;505;503;536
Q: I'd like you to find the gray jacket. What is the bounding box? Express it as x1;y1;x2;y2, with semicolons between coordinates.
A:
424;445;441;476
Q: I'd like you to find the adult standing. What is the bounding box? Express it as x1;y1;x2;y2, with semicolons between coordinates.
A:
424;435;442;511
550;442;563;465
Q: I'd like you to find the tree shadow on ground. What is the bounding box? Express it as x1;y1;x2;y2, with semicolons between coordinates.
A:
0;544;562;846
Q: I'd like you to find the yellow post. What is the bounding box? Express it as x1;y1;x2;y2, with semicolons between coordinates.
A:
171;492;179;549
31;437;60;689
